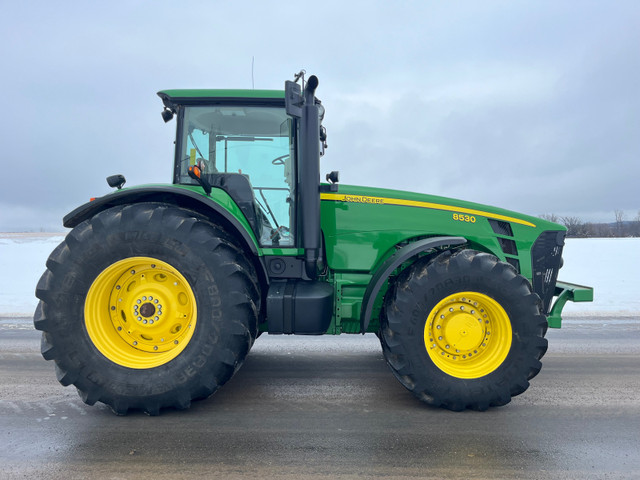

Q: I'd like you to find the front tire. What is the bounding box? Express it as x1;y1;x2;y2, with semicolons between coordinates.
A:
380;249;547;411
34;203;260;415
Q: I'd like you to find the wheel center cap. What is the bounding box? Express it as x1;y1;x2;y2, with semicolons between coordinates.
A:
140;302;156;318
445;313;483;351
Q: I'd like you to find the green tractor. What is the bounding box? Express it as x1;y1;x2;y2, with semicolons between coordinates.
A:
34;72;593;414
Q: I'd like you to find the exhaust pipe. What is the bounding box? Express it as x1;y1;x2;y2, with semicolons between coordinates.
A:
299;75;321;279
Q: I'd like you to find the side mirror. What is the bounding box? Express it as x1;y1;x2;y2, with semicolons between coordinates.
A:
285;80;303;118
106;174;126;190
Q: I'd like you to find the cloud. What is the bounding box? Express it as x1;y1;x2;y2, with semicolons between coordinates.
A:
1;1;639;230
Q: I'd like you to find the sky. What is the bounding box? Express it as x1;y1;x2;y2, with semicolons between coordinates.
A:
1;1;638;231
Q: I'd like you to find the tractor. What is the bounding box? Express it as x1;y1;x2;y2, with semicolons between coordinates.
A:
34;72;593;414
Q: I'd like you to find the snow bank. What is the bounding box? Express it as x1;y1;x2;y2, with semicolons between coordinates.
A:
0;234;65;317
0;234;637;318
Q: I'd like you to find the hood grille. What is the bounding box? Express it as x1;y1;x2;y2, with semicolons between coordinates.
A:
531;231;565;313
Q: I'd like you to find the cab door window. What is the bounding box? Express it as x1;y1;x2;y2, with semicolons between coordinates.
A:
178;105;295;247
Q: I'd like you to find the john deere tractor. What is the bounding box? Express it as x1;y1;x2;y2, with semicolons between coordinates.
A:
34;72;593;414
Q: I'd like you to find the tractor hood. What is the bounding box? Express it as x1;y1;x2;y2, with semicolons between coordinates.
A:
320;183;564;278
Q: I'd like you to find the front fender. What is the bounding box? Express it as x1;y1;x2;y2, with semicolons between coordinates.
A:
360;236;467;333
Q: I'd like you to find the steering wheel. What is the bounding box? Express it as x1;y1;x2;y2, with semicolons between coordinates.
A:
272;154;289;165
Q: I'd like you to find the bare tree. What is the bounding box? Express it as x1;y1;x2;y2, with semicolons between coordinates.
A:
561;216;586;237
614;209;625;236
539;213;560;223
633;210;640;237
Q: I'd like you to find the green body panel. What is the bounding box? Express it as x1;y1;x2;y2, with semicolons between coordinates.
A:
171;184;261;250
319;184;565;334
320;184;561;274
326;272;371;334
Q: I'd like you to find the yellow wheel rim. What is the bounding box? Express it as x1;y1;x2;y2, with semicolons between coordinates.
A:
85;257;197;369
424;292;512;379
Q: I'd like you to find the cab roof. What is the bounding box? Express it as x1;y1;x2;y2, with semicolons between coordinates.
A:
157;89;285;110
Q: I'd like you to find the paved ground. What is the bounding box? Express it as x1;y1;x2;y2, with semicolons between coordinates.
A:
1;317;639;479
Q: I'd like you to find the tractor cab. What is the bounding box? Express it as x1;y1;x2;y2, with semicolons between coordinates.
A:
158;91;296;248
159;74;326;284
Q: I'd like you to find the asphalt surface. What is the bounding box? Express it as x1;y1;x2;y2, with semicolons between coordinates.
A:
1;317;639;480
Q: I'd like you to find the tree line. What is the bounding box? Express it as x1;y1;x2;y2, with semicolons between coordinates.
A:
539;210;640;237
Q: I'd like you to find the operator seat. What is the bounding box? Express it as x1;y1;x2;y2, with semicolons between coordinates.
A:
203;173;266;240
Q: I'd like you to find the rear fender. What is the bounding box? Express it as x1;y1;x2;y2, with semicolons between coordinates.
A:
63;185;266;280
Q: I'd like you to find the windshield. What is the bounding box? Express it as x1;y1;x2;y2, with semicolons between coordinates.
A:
177;105;295;247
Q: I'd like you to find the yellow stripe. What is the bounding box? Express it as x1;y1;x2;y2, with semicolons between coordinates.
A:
320;193;536;228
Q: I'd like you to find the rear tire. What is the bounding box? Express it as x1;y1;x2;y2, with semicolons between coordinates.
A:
34;203;260;415
380;249;547;411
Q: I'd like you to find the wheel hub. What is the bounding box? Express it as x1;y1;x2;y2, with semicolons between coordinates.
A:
443;309;484;351
424;292;512;379
139;302;156;318
85;257;197;369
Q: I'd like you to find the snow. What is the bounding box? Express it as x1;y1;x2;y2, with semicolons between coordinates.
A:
0;234;65;318
558;238;639;317
0;234;637;318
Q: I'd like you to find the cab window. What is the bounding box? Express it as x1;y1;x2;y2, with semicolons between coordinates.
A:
178;105;295;247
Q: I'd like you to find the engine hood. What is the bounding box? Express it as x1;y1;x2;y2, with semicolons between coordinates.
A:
319;183;565;275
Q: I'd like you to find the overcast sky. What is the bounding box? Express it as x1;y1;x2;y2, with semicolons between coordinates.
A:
1;1;638;231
